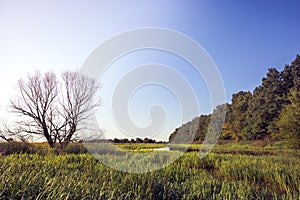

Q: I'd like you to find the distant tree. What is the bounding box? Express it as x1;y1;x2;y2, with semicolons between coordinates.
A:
205;104;227;143
10;71;101;151
168;128;178;142
195;115;211;141
136;138;143;143
130;139;136;143
167;55;300;143
150;139;156;143
120;138;129;143
276;89;300;148
227;91;252;139
169;116;199;143
143;138;150;143
143;138;155;143
113;138;120;143
169;112;223;143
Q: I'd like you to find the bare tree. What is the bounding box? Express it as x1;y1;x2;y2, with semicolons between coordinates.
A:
0;129;11;143
0;120;22;143
58;71;102;150
10;71;101;150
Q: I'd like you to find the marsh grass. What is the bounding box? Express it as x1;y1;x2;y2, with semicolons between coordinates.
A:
0;147;299;199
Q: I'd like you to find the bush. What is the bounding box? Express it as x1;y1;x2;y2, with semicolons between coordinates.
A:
62;143;88;154
0;142;36;155
0;142;89;155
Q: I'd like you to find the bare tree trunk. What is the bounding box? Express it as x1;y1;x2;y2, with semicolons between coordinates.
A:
9;71;101;150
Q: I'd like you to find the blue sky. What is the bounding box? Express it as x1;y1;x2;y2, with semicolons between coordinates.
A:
0;0;300;141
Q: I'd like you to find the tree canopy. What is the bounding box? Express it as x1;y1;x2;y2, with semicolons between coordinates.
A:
169;55;300;148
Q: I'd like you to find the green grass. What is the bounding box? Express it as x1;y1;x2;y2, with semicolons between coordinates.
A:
116;143;167;152
0;148;299;199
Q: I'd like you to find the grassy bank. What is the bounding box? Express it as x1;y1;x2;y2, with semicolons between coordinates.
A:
0;145;299;199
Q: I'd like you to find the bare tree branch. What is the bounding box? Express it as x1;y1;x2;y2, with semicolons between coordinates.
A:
9;71;102;151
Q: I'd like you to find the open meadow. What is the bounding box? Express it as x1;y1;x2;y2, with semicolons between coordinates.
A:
1;1;300;200
0;142;299;199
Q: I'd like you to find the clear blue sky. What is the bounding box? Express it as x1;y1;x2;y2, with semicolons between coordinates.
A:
0;0;300;141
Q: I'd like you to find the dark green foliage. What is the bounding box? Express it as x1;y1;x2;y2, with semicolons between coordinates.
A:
0;142;36;155
0;142;89;155
169;116;200;143
227;92;252;139
110;138;158;144
169;55;300;145
276;89;300;148
195;115;211;141
205;104;227;143
169;115;210;143
290;55;300;88
136;138;144;143
63;142;88;154
169;105;226;144
247;68;285;139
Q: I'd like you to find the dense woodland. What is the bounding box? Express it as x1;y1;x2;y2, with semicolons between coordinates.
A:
169;55;300;148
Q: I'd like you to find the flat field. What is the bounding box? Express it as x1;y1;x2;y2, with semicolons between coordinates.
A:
0;142;299;199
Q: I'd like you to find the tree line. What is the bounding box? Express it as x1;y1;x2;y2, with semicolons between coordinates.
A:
109;138;165;144
169;55;300;148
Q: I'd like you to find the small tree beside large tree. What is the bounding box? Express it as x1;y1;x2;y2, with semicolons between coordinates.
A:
9;71;101;150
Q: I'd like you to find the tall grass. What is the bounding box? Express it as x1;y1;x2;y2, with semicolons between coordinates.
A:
0;150;299;199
